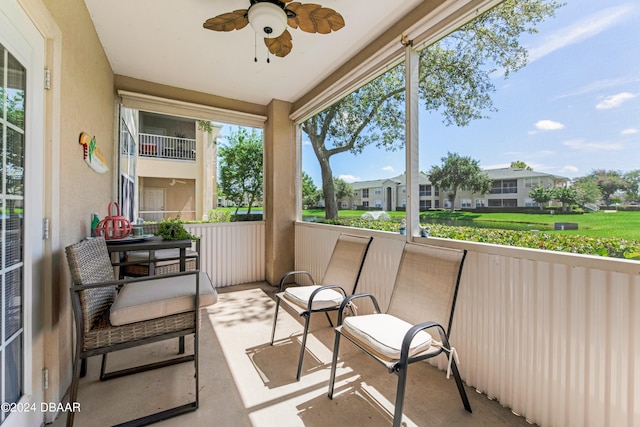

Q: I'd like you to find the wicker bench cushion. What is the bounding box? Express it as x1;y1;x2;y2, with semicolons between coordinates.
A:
342;313;433;361
110;272;217;326
284;285;345;310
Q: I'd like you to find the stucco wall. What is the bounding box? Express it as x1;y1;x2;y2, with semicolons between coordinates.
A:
42;0;116;405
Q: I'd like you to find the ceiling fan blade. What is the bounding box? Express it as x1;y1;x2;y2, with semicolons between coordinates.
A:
265;30;293;58
286;2;344;34
203;9;249;32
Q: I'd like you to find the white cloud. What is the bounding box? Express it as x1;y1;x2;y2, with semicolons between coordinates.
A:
528;5;633;63
535;120;565;131
562;138;623;151
382;166;395;172
338;174;360;183
556;75;640;99
622;128;639;135
596;92;637;109
559;165;579;174
481;163;510;170
301;139;311;146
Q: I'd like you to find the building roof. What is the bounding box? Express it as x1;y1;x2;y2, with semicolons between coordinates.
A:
483;167;569;181
350;168;569;188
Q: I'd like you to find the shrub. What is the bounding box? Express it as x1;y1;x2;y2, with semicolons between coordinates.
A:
318;219;640;260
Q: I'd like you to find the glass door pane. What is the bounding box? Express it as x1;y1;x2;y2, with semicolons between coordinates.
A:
0;42;26;424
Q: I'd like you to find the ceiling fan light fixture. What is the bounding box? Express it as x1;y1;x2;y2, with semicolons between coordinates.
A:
248;2;287;38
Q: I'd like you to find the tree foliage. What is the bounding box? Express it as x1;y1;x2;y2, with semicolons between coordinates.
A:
578;170;628;206
218;128;263;215
301;0;563;219
301;171;318;208
334;177;354;206
623;170;640;202
427;152;492;212
552;186;579;211
528;184;553;209
510;160;533;170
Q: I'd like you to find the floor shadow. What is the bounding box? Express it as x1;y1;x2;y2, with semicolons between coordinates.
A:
245;338;329;388
297;382;394;427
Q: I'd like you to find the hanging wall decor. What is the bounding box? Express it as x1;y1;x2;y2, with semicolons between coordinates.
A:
79;132;109;174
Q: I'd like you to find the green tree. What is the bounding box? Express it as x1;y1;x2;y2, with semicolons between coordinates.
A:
583;170;628;206
510;160;533;170
528;184;553;210
301;171;318;208
624;170;640;202
218;128;263;215
301;0;562;219
427;152;492;212
334;177;354;208
552;186;579;212
572;177;601;206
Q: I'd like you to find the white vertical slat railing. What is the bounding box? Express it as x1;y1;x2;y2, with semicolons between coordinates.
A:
294;221;640;427
185;221;265;287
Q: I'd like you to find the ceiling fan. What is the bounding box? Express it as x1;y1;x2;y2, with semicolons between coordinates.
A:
203;0;345;59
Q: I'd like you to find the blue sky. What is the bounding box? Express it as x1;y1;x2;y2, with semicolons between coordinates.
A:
300;0;640;186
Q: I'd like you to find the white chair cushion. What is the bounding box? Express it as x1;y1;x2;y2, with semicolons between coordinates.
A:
342;313;433;361
283;285;345;310
110;271;217;326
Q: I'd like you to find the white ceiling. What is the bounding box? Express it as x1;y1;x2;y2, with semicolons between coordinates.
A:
84;0;423;106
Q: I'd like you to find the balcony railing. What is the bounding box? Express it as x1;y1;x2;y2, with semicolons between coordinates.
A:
489;187;518;194
293;222;638;427
176;220;638;426
139;133;196;161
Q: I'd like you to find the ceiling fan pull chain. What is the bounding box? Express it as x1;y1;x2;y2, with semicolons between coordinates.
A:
254;33;258;62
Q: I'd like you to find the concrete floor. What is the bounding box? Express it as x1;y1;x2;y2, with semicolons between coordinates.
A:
52;282;535;427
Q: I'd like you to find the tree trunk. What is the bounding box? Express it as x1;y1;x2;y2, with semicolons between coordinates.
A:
309;135;338;219
320;155;337;219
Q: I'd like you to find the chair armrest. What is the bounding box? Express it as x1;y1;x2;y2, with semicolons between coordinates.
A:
278;270;316;292
399;321;446;366
307;285;347;311
337;293;382;325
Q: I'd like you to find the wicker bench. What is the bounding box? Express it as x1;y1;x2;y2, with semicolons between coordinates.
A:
65;236;217;426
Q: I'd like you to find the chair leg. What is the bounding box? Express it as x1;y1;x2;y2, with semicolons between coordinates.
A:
100;354;108;379
450;355;472;413
270;297;281;345
324;312;334;328
80;358;87;378
296;313;311;380
393;364;409;427
66;355;83;427
327;330;342;399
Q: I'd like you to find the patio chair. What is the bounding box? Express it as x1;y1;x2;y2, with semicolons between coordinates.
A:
270;233;372;380
64;237;218;427
328;243;471;427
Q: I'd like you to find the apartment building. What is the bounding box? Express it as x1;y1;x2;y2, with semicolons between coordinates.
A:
345;168;569;211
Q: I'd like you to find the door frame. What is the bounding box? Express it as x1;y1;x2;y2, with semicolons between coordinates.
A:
0;1;45;426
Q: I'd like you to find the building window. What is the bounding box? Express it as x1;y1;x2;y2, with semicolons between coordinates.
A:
374;199;382;207
374;188;382;195
475;199;485;207
420;200;432;210
461;199;472;208
362;189;369;198
362;201;369;207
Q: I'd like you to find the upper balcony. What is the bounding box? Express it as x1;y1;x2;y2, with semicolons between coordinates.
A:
139;133;197;162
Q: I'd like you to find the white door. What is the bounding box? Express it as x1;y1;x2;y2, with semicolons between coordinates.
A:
0;1;45;426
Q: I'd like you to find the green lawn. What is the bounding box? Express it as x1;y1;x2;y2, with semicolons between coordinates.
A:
302;209;640;240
